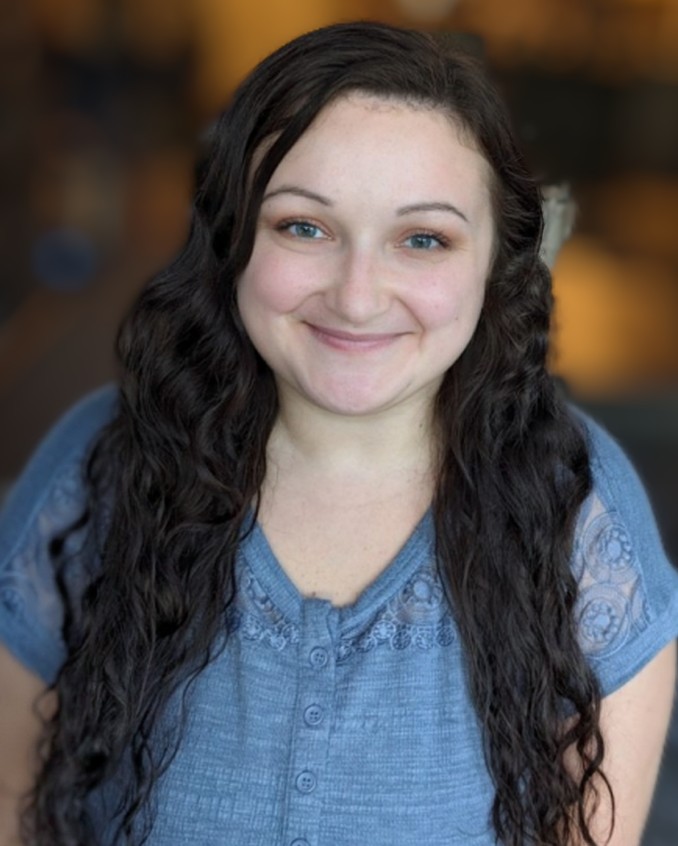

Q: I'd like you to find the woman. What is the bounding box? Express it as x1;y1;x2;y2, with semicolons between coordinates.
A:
1;21;676;846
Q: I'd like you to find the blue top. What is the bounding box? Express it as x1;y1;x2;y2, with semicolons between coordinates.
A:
1;386;677;845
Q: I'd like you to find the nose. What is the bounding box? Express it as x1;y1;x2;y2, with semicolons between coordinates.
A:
325;248;390;325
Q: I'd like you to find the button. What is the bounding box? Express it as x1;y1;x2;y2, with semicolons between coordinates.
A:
290;840;310;846
303;704;323;726
309;647;328;668
295;770;317;794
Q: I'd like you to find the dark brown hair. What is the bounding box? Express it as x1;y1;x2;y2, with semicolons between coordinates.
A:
27;21;606;846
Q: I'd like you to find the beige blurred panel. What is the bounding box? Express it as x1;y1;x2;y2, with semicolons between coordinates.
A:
551;236;678;396
393;0;461;21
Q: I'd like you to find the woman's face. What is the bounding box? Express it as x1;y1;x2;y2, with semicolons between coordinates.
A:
237;94;495;420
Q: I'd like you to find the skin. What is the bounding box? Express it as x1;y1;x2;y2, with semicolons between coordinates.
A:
238;94;495;605
237;94;496;424
0;645;54;845
568;640;676;846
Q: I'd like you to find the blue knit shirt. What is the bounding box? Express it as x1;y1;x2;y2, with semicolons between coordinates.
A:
1;386;677;845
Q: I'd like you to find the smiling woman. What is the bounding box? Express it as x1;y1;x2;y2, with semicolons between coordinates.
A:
238;95;493;420
0;20;677;846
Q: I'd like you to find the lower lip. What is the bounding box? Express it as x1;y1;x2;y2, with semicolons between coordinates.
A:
307;324;401;352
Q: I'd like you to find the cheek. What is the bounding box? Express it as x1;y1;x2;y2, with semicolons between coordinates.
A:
237;251;304;320
412;272;486;334
238;251;312;322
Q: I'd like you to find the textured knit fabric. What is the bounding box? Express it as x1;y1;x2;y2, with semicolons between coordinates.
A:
1;386;677;846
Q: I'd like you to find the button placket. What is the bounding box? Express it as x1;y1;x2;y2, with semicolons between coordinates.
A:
283;602;337;846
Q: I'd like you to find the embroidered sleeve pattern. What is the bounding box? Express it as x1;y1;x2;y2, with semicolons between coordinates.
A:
572;493;651;661
0;460;88;636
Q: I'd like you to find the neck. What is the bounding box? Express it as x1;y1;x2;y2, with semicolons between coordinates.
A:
267;391;437;484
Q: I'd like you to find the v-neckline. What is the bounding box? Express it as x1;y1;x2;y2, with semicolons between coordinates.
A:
238;509;435;633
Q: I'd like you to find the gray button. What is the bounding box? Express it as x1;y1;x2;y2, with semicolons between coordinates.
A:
290;840;310;846
295;770;317;794
309;647;328;668
303;704;323;726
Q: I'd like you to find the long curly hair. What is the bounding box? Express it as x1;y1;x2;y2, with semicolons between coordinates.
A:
25;21;609;846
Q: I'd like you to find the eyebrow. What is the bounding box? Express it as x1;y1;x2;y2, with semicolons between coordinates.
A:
397;202;468;223
261;187;469;223
262;186;332;206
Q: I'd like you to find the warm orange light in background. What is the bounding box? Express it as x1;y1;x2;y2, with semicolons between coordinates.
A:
11;0;678;406
584;176;678;263
30;0;678;108
455;0;678;81
551;236;678;396
394;0;461;21
550;173;678;397
118;0;193;64
186;0;410;115
189;0;348;115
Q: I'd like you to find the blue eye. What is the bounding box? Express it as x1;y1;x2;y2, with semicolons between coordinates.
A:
403;232;448;250
281;220;325;239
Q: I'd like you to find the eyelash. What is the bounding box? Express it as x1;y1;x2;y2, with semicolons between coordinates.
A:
275;219;327;239
401;230;451;250
273;219;452;251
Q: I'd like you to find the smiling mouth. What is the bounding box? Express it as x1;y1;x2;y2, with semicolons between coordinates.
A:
306;323;403;351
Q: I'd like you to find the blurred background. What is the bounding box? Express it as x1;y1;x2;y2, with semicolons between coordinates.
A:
0;1;676;842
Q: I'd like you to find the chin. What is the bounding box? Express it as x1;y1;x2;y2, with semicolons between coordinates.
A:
303;383;423;418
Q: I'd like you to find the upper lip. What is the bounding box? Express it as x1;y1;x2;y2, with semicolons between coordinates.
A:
308;324;402;342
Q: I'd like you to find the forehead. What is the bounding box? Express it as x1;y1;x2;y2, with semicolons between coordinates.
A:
264;93;493;214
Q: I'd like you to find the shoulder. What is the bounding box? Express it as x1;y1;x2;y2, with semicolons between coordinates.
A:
569;408;678;696
0;386;119;684
1;384;118;536
20;385;118;479
577;410;661;525
1;386;118;553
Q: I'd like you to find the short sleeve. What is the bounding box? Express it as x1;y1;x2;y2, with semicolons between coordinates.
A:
571;412;678;697
0;386;118;685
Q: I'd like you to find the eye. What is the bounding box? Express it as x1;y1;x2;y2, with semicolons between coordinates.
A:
277;220;327;240
401;231;450;251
